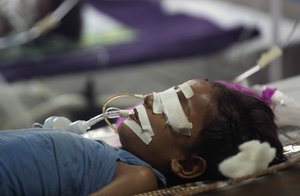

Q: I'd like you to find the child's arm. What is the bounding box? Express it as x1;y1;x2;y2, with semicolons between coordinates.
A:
89;161;159;196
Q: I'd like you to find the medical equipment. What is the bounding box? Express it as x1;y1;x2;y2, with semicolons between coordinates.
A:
101;93;145;132
38;92;142;134
123;118;153;145
101;92;156;145
233;18;299;84
0;0;80;50
125;104;154;144
41;93;142;135
233;45;283;83
42;107;132;135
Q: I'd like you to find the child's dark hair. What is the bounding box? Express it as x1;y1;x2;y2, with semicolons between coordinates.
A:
195;82;286;181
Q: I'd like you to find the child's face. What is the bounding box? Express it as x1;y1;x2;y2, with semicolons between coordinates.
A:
118;80;215;171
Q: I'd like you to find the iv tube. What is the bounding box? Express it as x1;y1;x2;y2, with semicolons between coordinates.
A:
233;45;282;83
83;107;121;128
102;93;144;132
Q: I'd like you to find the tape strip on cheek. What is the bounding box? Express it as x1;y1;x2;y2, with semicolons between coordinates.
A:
153;92;163;114
135;105;154;136
123;119;152;145
178;82;194;98
160;89;192;136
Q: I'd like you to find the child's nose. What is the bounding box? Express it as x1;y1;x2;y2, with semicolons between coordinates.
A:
144;94;154;109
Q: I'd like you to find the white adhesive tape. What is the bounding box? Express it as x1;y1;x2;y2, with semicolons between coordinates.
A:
123;118;152;145
178;82;194;99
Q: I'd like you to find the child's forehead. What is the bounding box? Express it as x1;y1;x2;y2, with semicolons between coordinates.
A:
164;80;212;91
184;80;215;95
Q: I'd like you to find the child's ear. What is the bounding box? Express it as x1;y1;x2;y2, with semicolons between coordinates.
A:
171;155;206;179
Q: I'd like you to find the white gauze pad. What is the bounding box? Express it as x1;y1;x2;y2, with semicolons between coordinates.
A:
135;105;154;136
123;118;152;145
160;88;192;135
218;140;276;178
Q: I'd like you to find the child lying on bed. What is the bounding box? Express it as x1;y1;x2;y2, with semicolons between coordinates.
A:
0;79;286;196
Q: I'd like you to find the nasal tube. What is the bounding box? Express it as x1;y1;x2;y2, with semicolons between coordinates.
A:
42;107;132;134
102;93;144;132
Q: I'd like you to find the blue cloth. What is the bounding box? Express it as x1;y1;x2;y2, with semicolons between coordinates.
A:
0;129;166;196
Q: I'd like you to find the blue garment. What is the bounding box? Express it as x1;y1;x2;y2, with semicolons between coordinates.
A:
0;129;166;196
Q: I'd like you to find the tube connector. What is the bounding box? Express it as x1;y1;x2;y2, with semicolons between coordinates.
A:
43;116;89;134
256;45;282;69
119;109;132;117
65;120;90;135
233;45;283;83
42;107;129;134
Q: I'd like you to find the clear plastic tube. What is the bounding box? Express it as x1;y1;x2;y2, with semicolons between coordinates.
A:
83;107;130;128
43;107;131;134
102;93;144;132
42;93;144;134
